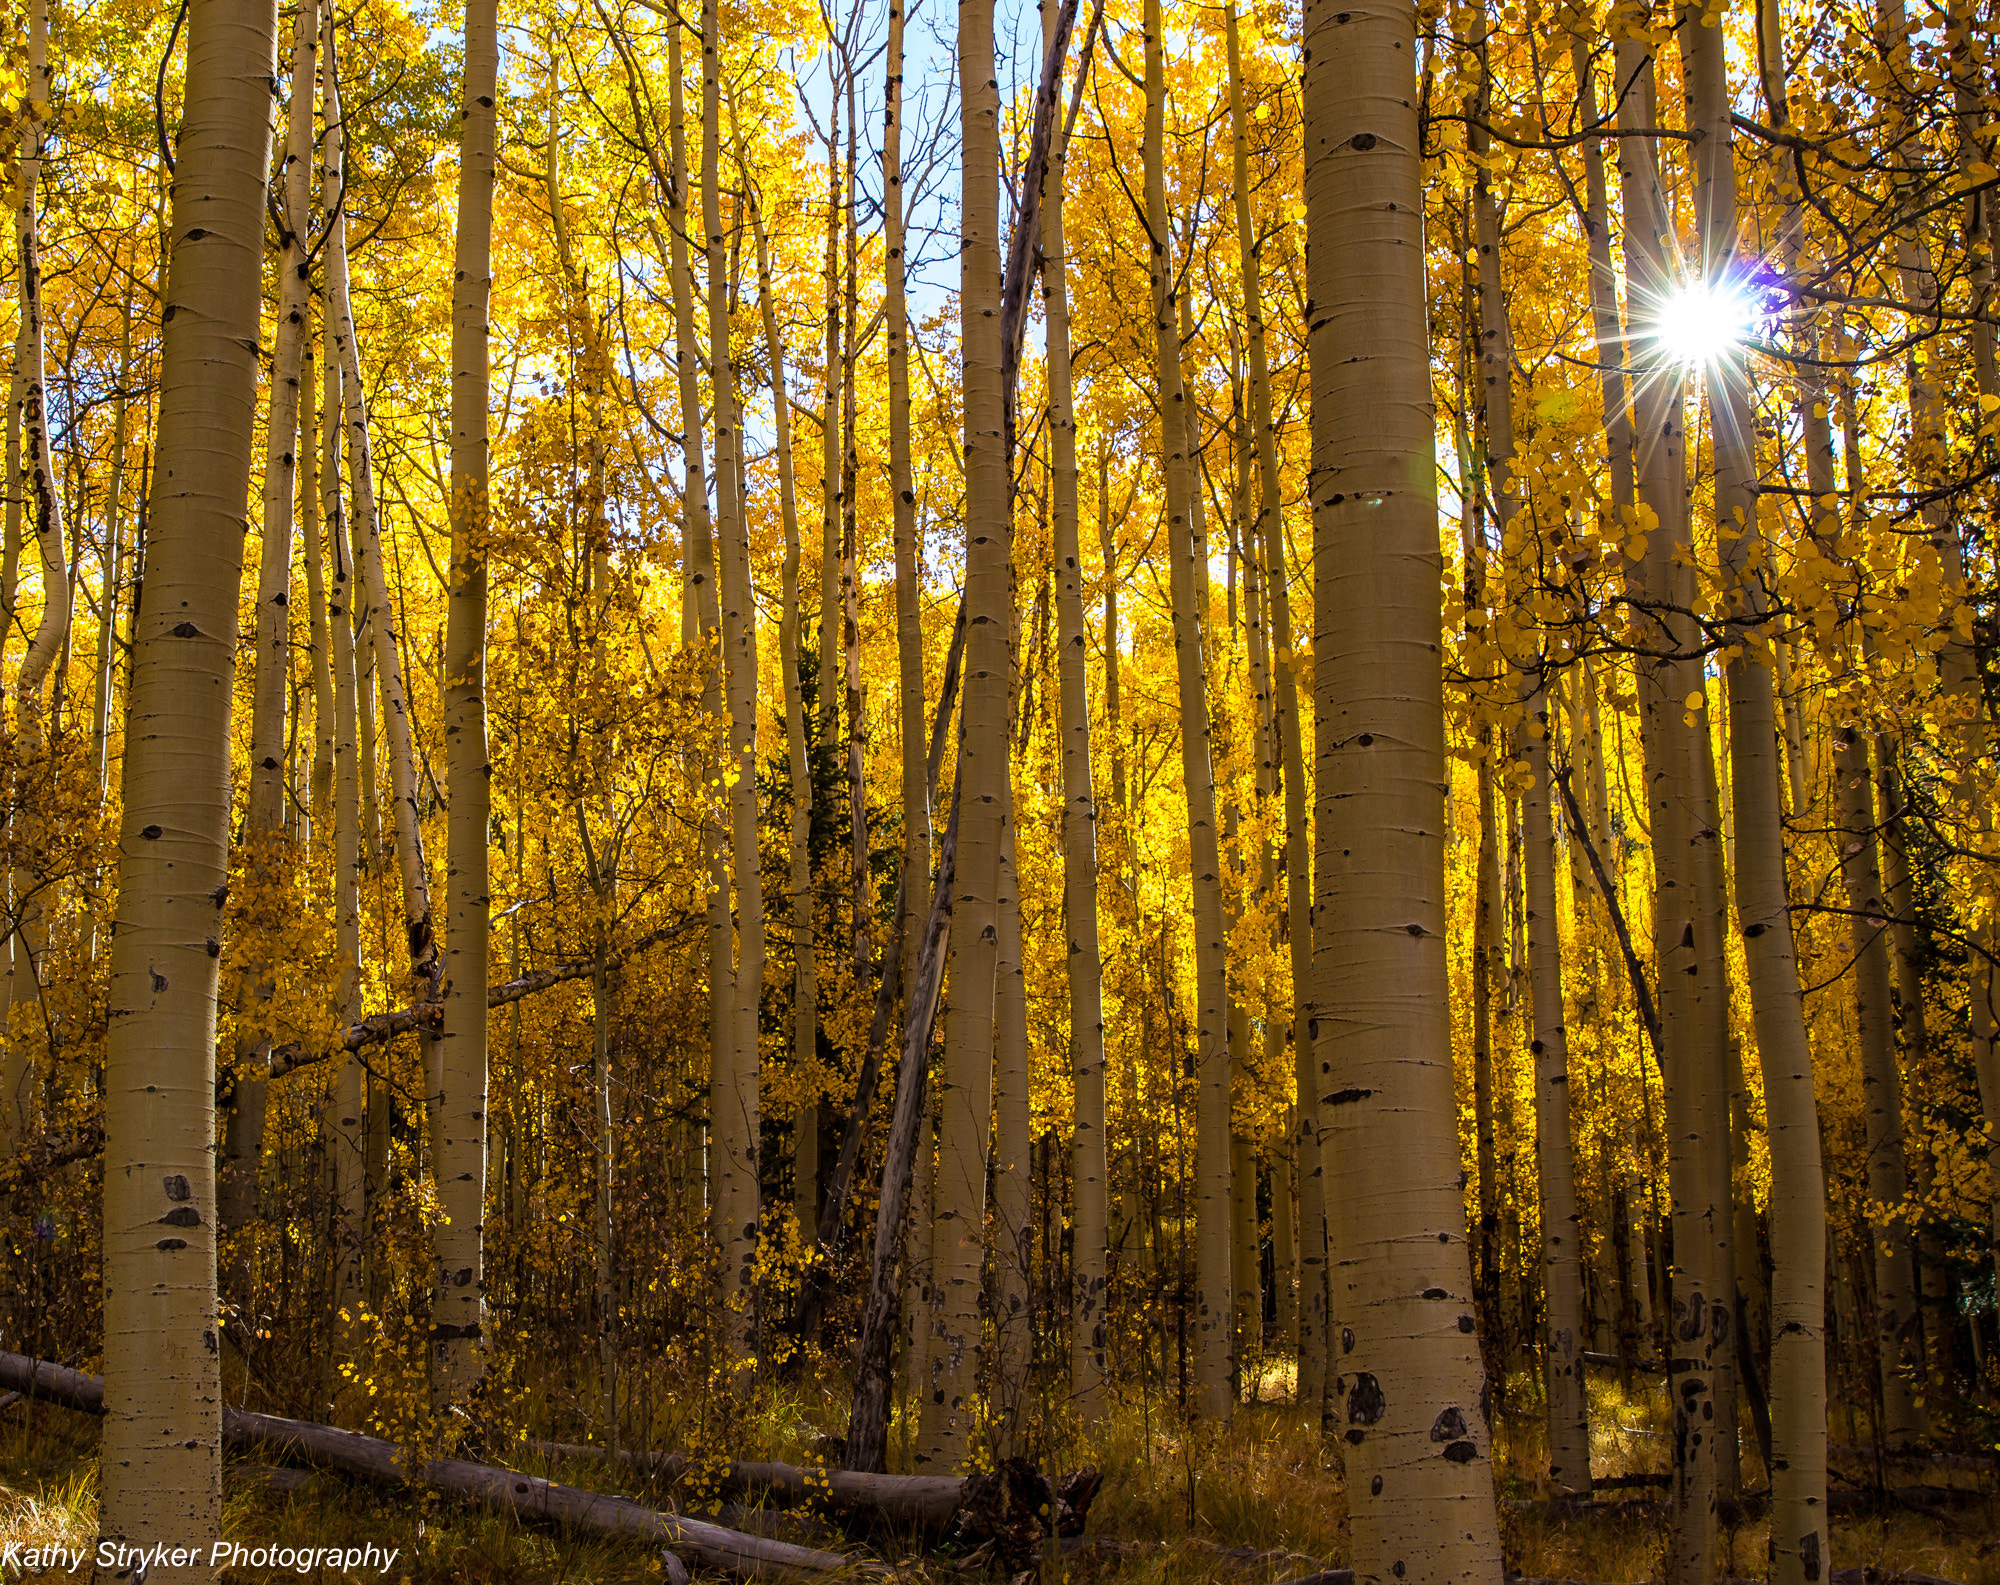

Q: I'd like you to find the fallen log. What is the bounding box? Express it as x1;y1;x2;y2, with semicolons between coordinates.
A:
532;1439;1099;1552
0;1352;843;1580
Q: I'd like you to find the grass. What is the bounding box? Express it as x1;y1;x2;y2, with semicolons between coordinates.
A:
3;1366;1996;1585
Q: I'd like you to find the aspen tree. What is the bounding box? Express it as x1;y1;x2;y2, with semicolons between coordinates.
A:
4;0;73;1144
887;0;930;1168
2;0;70;1149
217;0;315;1317
916;0;1007;1467
1144;0;1233;1422
657;23;730;1261
1834;723;1926;1441
324;30;439;1049
87;280;137;803
706;0;764;1366
819;66;843;753
1520;692;1591;1495
99;0;277;1567
993;818;1032;1440
1471;50;1589;1482
243;0;317;839
1045;0;1109;1410
434;0;500;1407
1305;0;1503;1568
325;327;368;1301
1721;10;1832;1568
1616;31;1717;1578
300;319;336;832
1678;22;1744;1489
745;176;819;1243
1464;49;1510;1413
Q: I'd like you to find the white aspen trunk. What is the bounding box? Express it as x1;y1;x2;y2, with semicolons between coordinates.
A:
1724;13;1834;1571
1144;0;1233;1423
218;0;316;1315
4;0;74;1146
89;282;136;801
1520;695;1591;1495
915;0;1006;1466
993;817;1032;1445
325;292;367;1301
1042;0;1108;1411
886;0;930;1233
706;0;763;1369
1615;36;1716;1582
244;0;317;837
657;24;730;1263
433;0;498;1407
323;30;439;1031
99;0;277;1569
818;77;842;755
300;321;335;834
1304;0;1504;1571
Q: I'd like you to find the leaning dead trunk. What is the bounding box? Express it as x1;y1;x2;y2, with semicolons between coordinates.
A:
1303;0;1504;1572
98;0;278;1565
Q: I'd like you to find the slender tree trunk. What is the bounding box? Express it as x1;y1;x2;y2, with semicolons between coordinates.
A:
745;181;820;1252
301;318;335;835
1304;0;1504;1570
1616;34;1717;1582
819;74;842;754
915;0;1007;1464
432;0;499;1408
89;282;137;801
706;0;764;1369
99;0;277;1566
992;816;1032;1445
4;0;74;1146
325;280;367;1301
1144;0;1233;1423
1521;693;1591;1495
1042;6;1108;1410
217;0;316;1329
324;30;440;1051
1833;726;1926;1442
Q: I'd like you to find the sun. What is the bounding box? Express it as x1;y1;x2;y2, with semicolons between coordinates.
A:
1650;276;1759;369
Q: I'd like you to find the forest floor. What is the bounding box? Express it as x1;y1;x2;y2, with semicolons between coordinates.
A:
3;1362;1996;1585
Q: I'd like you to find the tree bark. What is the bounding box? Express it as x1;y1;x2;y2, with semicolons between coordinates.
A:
99;0;277;1568
431;0;499;1408
1616;33;1718;1582
703;0;764;1374
1144;0;1233;1423
914;0;1009;1468
1043;3;1108;1412
1521;693;1591;1495
1304;0;1504;1571
3;0;74;1149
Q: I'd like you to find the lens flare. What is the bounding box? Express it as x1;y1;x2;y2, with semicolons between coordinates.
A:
1650;277;1757;368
